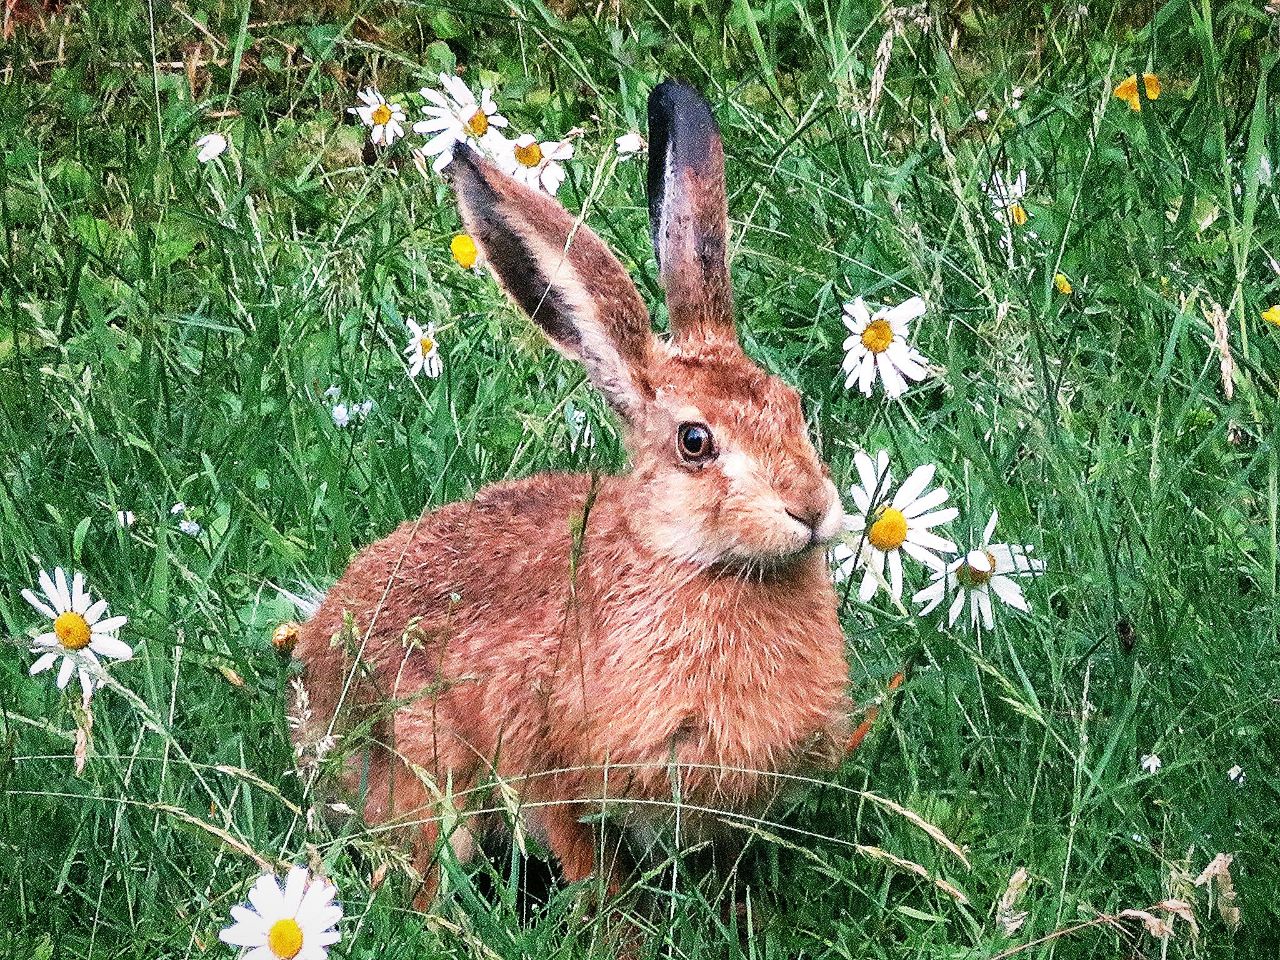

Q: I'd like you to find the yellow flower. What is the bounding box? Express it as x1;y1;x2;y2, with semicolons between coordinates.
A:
272;621;300;654
1009;202;1028;227
450;234;481;270
1113;73;1161;111
1262;305;1280;328
1054;273;1073;295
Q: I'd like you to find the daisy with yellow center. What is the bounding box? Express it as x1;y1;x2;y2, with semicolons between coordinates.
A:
348;87;407;147
404;318;443;380
23;567;131;701
219;866;342;960
450;233;484;271
1113;73;1161;112
913;510;1044;630
986;169;1029;227
841;296;930;398
413;73;509;173
832;450;958;603
499;133;574;195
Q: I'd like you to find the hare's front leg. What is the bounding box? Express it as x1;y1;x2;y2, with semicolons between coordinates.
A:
535;800;628;897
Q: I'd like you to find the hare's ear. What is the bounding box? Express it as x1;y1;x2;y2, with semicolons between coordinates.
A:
647;81;735;346
451;149;654;423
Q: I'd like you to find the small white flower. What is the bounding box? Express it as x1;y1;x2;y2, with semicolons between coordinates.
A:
615;132;645;156
841;296;931;398
23;567;132;701
1227;764;1245;786
974;108;989;122
179;519;202;538
196;133;228;163
115;510;136;528
567;407;595;453
986;170;1029;218
404;319;442;379
323;385;342;400
912;510;1044;630
331;404;351;428
354;400;374;419
347;87;407;146
832;451;958;604
1141;753;1162;774
413;73;509;173
219;865;342;960
171;502;187;516
500;134;574;195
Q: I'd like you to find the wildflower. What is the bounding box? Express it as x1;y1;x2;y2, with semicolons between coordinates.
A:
23;568;131;701
615;132;645;156
1227;764;1244;786
987;169;1029;226
1054;272;1073;295
833;451;958;604
115;510;136;527
179;519;202;538
354;400;374;419
272;621;301;654
974;108;989;123
1261;305;1280;327
347;87;407;147
331;404;351;428
413;73;509;173
567;407;595;453
196;133;228;163
219;866;342;960
913;510;1043;629
503;134;574;195
450;234;483;271
840;296;931;398
1141;753;1162;774
405;319;442;379
171;502;187;516
1113;73;1161;111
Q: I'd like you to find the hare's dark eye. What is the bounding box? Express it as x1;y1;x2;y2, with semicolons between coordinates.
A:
677;422;716;464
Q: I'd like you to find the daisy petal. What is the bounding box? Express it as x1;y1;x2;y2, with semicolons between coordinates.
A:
90;635;133;661
990;575;1030;611
893;464;937;511
57;657;76;689
30;651;59;675
22;588;58;620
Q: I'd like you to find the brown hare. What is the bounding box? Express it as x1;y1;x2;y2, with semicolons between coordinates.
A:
292;80;855;906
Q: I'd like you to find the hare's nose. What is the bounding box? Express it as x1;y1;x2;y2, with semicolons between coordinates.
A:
784;491;830;533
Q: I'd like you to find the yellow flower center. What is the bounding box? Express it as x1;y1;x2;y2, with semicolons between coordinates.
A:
419;335;435;355
465;109;489;137
266;918;304;959
958;550;997;588
1009;202;1028;226
514;140;543;168
450;234;479;269
54;611;92;650
867;507;907;552
1053;272;1072;295
860;319;894;354
371;104;392;126
272;622;300;654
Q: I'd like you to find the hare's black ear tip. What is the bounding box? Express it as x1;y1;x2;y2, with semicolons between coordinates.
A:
446;144;485;184
649;80;713;119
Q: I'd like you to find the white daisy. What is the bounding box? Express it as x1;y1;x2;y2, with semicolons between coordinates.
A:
615;132;645;156
912;510;1044;630
832;450;958;603
1141;753;1162;774
841;296;931;398
404;319;442;379
354;399;374;419
179;519;202;538
986;169;1029;225
413;73;509;173
219;866;342;960
331;404;351;428
171;502;188;515
23;567;131;701
347;87;406;147
196;133;228;163
502;134;574;195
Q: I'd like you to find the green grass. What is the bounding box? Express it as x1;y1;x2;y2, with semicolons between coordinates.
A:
2;0;1278;957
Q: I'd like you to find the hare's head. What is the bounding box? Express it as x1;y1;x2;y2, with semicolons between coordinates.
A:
451;81;842;570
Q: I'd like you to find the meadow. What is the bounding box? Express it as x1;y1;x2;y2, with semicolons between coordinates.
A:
1;0;1278;957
